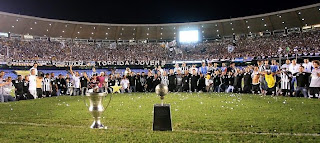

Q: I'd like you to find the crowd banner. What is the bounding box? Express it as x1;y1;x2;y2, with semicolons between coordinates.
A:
96;60;166;66
9;60;166;67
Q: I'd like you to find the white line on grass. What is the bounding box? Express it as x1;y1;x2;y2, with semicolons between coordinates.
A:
0;121;319;137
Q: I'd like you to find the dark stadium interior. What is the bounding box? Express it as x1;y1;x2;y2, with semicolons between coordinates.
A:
0;0;318;24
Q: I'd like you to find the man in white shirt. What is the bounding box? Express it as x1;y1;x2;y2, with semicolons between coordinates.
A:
289;59;300;93
2;77;15;102
302;59;313;73
70;66;81;96
281;60;291;70
309;60;320;98
289;59;300;75
120;76;130;93
30;63;38;76
29;69;37;99
189;65;198;74
0;71;11;102
173;63;181;74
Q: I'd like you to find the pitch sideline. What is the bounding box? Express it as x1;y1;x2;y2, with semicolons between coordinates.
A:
0;121;319;137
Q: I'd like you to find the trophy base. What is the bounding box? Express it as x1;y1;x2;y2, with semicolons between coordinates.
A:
153;104;172;131
90;121;107;129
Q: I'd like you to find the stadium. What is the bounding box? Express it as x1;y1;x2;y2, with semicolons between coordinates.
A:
0;1;320;142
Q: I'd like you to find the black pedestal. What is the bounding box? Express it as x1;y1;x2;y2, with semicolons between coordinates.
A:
153;104;172;131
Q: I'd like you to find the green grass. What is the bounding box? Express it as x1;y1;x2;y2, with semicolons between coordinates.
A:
0;93;320;142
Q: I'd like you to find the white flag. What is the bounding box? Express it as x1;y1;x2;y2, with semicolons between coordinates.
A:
227;45;235;53
109;42;117;49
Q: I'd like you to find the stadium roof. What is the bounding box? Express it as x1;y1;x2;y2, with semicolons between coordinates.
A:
0;3;319;41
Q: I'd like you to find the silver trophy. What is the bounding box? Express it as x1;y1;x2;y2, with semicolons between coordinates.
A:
155;84;168;106
153;84;172;131
86;92;107;129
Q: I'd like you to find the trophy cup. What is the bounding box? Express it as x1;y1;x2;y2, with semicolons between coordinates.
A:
86;92;107;129
153;84;172;131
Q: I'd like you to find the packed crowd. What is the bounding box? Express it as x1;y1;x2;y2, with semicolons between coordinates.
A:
176;30;320;60
0;39;168;61
0;30;319;62
0;58;319;102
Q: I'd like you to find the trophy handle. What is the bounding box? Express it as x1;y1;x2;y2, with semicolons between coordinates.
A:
84;92;112;110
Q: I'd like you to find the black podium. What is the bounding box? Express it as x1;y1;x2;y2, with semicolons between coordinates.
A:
153;104;172;131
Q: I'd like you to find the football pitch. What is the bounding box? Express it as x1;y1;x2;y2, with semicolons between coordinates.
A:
0;93;319;142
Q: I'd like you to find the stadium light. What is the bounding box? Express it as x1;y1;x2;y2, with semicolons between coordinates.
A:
108;28;110;29
298;12;301;15
16;19;19;22
245;21;248;23
78;32;80;34
247;26;250;29
106;33;108;35
62;31;65;33
91;32;94;35
34;22;37;24
30;28;33;30
47;29;49;32
262;18;264;21
11;25;14;28
49;23;51;26
302;18;305;21
160;33;162;35
264;24;267;27
179;30;199;43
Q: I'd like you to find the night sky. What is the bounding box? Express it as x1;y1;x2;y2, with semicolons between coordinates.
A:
0;0;318;24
